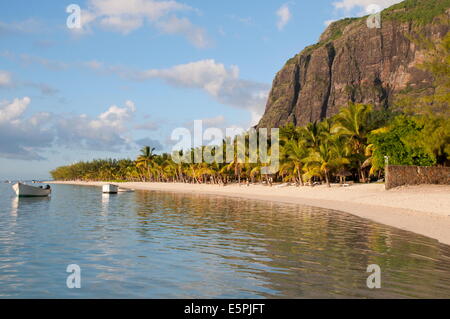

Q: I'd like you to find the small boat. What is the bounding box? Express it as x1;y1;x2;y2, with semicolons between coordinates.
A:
102;184;118;194
12;182;51;197
118;188;135;193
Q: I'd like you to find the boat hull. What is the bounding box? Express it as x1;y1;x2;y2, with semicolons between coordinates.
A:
13;183;51;197
118;188;134;193
102;184;118;194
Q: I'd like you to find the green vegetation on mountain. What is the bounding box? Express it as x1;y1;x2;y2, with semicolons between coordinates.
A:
382;0;450;25
395;31;450;116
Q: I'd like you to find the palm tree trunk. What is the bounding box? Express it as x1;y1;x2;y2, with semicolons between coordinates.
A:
325;170;331;187
297;166;304;186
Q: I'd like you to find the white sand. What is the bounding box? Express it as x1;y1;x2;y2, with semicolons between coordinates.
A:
48;181;450;245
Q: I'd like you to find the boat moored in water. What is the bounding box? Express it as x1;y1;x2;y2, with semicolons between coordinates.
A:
102;184;118;194
118;188;135;193
12;183;51;197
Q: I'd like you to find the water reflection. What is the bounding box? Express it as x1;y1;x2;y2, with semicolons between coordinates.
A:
10;196;51;216
10;197;18;217
101;194;111;216
0;184;450;298
132;191;450;298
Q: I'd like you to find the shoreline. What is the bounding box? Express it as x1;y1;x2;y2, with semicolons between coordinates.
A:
47;181;450;245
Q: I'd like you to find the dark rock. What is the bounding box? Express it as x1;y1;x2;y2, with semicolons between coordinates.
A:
257;0;450;128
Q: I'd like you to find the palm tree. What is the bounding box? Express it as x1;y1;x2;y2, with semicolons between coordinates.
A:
304;140;349;187
223;137;247;184
136;146;156;181
301;121;322;151
223;159;243;184
281;139;309;186
332;103;374;182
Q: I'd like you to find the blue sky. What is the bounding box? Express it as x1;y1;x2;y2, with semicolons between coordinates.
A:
0;0;403;179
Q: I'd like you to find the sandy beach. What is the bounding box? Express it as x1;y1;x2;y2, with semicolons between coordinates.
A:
48;181;450;245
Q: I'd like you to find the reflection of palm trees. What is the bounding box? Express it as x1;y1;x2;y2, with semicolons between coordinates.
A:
127;190;450;297
133;191;376;296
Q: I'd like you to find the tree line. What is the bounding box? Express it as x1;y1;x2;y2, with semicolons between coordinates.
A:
50;104;449;186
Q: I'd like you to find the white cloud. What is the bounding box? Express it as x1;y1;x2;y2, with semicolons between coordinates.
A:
0;19;43;36
0;97;31;123
156;16;209;48
0;70;12;87
326;1;403;29
332;0;403;14
0;97;53;160
1;51;69;71
138;59;239;94
201;115;226;127
74;0;210;48
55;100;136;151
25;82;59;96
276;4;292;30
98;15;144;33
83;60;104;70
0;51;69;71
118;59;269;125
0;97;143;160
18;54;69;71
84;59;269;125
135;120;160;131
0;68;59;95
1;51;269;124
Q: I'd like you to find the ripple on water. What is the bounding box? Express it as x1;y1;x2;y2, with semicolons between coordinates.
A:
0;184;450;298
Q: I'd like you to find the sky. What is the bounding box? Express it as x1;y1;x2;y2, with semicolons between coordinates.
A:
0;0;404;180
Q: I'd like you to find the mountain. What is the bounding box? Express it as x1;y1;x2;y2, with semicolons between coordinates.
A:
257;0;450;129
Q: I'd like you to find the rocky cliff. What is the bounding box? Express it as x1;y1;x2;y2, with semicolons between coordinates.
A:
257;0;450;128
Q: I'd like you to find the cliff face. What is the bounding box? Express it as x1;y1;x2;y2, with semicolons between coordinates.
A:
257;0;450;128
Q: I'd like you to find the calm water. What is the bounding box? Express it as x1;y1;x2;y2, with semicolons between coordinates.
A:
0;183;450;298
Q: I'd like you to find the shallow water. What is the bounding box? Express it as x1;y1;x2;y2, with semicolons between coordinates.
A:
0;183;449;298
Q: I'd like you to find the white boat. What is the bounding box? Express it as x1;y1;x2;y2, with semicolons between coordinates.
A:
102;184;118;194
118;188;135;193
12;182;51;197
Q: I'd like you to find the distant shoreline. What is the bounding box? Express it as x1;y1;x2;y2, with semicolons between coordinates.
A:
47;181;450;245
